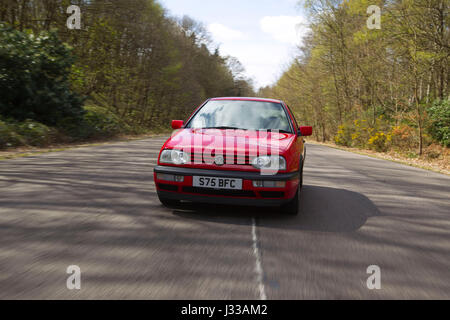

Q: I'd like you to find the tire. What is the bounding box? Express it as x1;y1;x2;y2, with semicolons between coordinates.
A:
282;164;303;215
282;186;299;215
299;164;304;190
158;196;180;208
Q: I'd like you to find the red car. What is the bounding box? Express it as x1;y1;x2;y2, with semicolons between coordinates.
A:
153;97;312;215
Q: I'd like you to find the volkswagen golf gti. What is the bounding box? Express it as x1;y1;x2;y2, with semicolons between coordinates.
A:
153;97;312;215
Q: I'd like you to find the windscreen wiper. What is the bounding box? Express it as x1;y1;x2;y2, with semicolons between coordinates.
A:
267;129;292;134
202;127;292;134
203;126;248;130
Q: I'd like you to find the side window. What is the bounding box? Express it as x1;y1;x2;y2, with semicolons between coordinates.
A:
287;105;298;129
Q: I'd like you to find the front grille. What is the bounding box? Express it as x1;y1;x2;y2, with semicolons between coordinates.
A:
259;191;285;199
191;153;252;166
182;187;256;198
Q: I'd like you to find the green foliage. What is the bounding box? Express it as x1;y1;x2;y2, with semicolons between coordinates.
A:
1;0;255;144
0;24;84;127
0;119;23;148
265;0;448;155
0;118;55;149
82;105;128;138
15;120;54;146
427;99;450;147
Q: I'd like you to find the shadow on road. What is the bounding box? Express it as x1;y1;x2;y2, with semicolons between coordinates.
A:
172;185;381;233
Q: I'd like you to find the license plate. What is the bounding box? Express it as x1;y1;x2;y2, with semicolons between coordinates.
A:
193;176;243;190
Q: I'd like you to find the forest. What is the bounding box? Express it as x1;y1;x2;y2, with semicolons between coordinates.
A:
260;0;449;158
1;0;448;162
0;0;254;148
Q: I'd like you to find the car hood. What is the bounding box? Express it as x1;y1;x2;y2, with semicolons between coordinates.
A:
164;129;296;155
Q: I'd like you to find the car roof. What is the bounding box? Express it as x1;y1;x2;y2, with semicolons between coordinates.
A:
210;97;283;104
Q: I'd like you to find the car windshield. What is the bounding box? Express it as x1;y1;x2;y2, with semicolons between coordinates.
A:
186;100;292;133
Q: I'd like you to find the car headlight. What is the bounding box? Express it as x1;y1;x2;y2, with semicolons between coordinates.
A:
251;156;286;170
160;150;191;165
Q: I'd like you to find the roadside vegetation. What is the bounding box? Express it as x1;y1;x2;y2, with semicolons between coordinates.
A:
0;0;254;150
260;0;449;166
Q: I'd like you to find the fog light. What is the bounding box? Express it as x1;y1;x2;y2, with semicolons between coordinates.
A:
253;181;286;188
157;173;184;182
264;181;286;188
157;173;172;181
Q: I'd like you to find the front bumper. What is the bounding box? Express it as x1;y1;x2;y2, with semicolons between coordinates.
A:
154;166;300;207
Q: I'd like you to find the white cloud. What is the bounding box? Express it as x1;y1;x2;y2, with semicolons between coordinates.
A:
206;16;309;89
260;16;308;45
216;41;297;88
208;23;246;42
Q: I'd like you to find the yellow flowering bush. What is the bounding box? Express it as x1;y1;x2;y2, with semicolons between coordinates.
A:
335;116;391;150
368;132;391;152
351;119;372;148
335;124;353;146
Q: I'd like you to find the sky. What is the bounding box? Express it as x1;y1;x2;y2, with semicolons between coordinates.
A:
159;0;309;89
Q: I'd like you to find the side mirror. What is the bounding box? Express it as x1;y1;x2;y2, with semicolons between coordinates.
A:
172;120;184;130
298;126;313;137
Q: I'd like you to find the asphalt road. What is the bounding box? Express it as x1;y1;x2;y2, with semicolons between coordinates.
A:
0;136;449;299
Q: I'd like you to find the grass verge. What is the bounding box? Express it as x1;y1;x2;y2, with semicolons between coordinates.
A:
0;131;169;161
308;140;449;176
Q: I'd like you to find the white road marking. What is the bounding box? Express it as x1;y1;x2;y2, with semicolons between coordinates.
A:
252;217;267;300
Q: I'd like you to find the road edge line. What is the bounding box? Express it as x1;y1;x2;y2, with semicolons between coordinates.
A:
307;141;449;176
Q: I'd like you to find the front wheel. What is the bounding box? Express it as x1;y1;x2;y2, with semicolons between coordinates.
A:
299;164;304;190
281;168;303;215
281;186;299;215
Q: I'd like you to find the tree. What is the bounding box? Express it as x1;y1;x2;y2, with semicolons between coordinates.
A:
0;24;84;126
263;0;449;153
